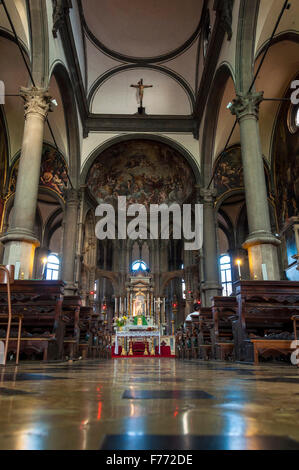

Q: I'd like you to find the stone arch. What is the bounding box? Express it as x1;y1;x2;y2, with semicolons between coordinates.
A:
49;63;80;188
235;0;260;93
201;63;236;186
81;133;201;186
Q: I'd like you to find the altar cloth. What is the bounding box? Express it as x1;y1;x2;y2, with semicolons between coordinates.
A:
114;330;161;355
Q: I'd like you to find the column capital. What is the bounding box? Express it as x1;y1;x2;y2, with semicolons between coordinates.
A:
200;188;217;204
230;91;264;120
20;87;52;120
65;188;80;205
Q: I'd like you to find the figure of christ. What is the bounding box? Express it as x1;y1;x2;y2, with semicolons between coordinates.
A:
130;79;153;108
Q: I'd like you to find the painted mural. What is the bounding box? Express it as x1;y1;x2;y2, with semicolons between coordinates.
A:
214;146;244;195
9;145;68;199
87;140;195;208
274;101;299;230
214;145;271;199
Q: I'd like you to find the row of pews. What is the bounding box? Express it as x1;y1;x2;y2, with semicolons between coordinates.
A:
0;280;104;361
177;281;299;364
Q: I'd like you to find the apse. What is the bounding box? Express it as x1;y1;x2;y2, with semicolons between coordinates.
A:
86;139;196;208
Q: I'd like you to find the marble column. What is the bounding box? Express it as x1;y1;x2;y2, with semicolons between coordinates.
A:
61;189;80;295
200;188;222;306
1;87;52;279
231;92;281;280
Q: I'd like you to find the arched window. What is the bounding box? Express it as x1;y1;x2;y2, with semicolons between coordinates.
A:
131;260;148;272
46;254;60;280
220;255;232;297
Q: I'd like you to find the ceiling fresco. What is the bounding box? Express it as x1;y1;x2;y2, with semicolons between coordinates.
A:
86;140;195;209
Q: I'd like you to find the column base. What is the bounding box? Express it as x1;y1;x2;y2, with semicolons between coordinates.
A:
0;228;40;280
201;282;223;307
243;232;281;280
63;282;79;296
1;231;40;280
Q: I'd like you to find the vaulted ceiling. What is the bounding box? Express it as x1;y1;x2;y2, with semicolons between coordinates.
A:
82;0;203;61
79;0;205;118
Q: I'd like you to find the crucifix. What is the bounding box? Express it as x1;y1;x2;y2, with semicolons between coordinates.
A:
130;78;153;111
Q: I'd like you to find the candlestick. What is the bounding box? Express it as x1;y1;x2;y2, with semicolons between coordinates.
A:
41;257;48;280
236;259;242;280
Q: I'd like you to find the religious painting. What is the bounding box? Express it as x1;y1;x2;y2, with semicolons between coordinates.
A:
87;140;195;209
133;293;146;317
9;145;68;199
274;100;299;231
213;146;244;195
214;145;271;199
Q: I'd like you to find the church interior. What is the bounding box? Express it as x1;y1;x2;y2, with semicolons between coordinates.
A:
0;0;298;452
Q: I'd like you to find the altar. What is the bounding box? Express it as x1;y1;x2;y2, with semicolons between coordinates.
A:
112;269;176;358
114;328;161;356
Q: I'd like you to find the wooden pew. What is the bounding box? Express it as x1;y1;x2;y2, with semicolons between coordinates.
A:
78;306;94;358
234;281;299;363
90;313;101;358
211;296;237;360
0;280;65;360
198;308;213;360
190;314;200;359
62;296;82;359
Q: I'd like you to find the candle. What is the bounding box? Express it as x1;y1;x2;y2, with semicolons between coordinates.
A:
236;259;242;280
42;257;48;279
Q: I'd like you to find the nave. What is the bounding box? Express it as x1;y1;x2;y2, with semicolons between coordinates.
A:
0;358;299;451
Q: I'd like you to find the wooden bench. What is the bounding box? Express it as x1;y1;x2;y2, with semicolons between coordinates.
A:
234;281;299;362
0;280;65;360
211;296;237;360
198;308;213;360
251;339;293;364
62;296;82;359
78;306;94;358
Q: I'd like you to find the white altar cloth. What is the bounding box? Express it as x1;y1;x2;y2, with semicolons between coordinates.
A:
114;330;161;355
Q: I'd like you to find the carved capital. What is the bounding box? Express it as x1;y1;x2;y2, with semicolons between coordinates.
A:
230;91;264;121
65;188;80;205
20;87;52;120
200;188;217;205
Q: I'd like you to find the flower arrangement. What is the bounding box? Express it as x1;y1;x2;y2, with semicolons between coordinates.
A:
116;316;128;327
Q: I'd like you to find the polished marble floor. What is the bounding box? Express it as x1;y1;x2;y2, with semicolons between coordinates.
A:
0;358;299;450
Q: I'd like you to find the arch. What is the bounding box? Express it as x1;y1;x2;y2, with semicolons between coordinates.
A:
28;0;49;87
81;133;201;186
95;268;119;294
88;64;195;112
79;0;203;65
49;63;80;188
201;63;235;186
161;270;185;295
7;145;69;205
255;31;299;62
235;0;260;93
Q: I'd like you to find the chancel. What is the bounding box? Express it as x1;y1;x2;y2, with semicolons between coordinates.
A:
0;0;298;453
